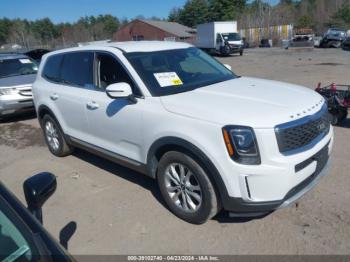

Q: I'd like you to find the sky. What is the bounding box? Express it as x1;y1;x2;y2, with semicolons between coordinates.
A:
0;0;280;23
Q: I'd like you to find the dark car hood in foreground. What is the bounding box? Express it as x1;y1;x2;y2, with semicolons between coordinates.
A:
0;74;36;87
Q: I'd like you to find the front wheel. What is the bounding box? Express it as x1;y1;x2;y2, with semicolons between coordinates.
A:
157;151;220;224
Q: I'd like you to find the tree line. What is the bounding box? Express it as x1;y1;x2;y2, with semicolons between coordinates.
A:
169;0;350;33
1;0;350;49
0;15;128;49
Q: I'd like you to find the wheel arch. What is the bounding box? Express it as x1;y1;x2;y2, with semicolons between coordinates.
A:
37;105;67;137
38;105;56;124
146;136;229;203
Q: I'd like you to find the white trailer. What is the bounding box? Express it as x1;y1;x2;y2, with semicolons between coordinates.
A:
196;21;243;56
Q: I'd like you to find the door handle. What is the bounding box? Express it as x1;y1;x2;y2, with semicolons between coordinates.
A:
50;94;59;101
86;101;99;110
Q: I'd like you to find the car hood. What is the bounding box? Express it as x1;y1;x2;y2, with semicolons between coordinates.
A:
0;74;36;88
160;77;324;128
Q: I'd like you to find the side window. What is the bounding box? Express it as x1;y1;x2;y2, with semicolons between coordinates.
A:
96;53;141;96
61;52;94;88
42;55;63;83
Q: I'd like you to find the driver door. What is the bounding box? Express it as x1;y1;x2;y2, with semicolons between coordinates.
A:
84;52;144;162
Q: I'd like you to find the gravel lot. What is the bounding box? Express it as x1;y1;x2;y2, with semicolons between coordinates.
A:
0;47;349;255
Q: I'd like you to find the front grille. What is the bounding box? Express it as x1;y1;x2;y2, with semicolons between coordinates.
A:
19;89;32;97
229;45;241;49
275;105;330;154
18;99;32;103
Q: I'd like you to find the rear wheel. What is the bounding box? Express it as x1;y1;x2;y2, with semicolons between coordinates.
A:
157;151;219;224
42;114;73;157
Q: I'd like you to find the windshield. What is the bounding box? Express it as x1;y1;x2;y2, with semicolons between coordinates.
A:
125;47;236;96
327;29;345;36
0;58;38;79
222;33;241;41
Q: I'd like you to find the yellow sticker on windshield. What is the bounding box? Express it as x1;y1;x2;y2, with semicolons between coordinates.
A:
172;79;183;86
154;72;183;87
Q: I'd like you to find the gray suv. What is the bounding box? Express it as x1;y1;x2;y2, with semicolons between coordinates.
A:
0;53;38;119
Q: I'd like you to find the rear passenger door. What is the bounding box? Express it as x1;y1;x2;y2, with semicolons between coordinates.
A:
48;52;94;141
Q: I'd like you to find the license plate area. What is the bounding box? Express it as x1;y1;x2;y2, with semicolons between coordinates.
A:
314;144;329;173
295;141;330;173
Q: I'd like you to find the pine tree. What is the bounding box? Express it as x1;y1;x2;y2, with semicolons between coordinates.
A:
208;0;246;21
179;0;209;27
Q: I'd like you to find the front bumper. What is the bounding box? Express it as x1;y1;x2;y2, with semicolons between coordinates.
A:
0;94;34;116
223;153;331;215
217;125;334;215
228;45;243;53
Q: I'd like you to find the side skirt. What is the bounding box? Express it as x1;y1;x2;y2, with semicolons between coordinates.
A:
67;136;149;176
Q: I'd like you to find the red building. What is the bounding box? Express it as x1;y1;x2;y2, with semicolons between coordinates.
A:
113;19;196;43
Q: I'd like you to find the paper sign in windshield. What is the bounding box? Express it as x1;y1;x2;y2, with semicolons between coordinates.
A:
154;72;183;87
19;59;32;64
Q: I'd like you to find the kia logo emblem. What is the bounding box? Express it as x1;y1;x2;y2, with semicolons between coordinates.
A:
317;122;326;131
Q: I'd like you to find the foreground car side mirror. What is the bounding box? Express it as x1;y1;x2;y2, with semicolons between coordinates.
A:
23;172;57;224
224;64;232;71
106;82;133;99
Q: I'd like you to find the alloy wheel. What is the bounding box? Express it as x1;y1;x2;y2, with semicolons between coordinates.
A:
45;121;60;151
164;163;202;212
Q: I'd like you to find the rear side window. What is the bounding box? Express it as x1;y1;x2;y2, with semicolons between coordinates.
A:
61;52;94;88
42;55;63;83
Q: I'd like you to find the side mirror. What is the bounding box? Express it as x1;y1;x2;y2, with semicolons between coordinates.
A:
106;83;133;99
224;64;232;71
23;172;57;224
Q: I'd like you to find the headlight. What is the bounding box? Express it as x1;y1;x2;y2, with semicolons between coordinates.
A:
0;88;16;96
222;126;261;165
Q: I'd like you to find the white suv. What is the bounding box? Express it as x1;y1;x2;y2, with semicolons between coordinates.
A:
33;42;333;224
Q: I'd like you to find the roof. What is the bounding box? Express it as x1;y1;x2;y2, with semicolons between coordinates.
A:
0;53;29;60
47;41;193;56
139;20;196;38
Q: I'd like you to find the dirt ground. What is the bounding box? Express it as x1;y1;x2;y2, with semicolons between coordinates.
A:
0;47;349;255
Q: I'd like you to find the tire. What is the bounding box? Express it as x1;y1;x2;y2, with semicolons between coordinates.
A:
157;151;219;224
239;50;243;56
330;111;339;125
220;45;231;57
330;108;348;126
41;114;73;157
338;109;348;123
